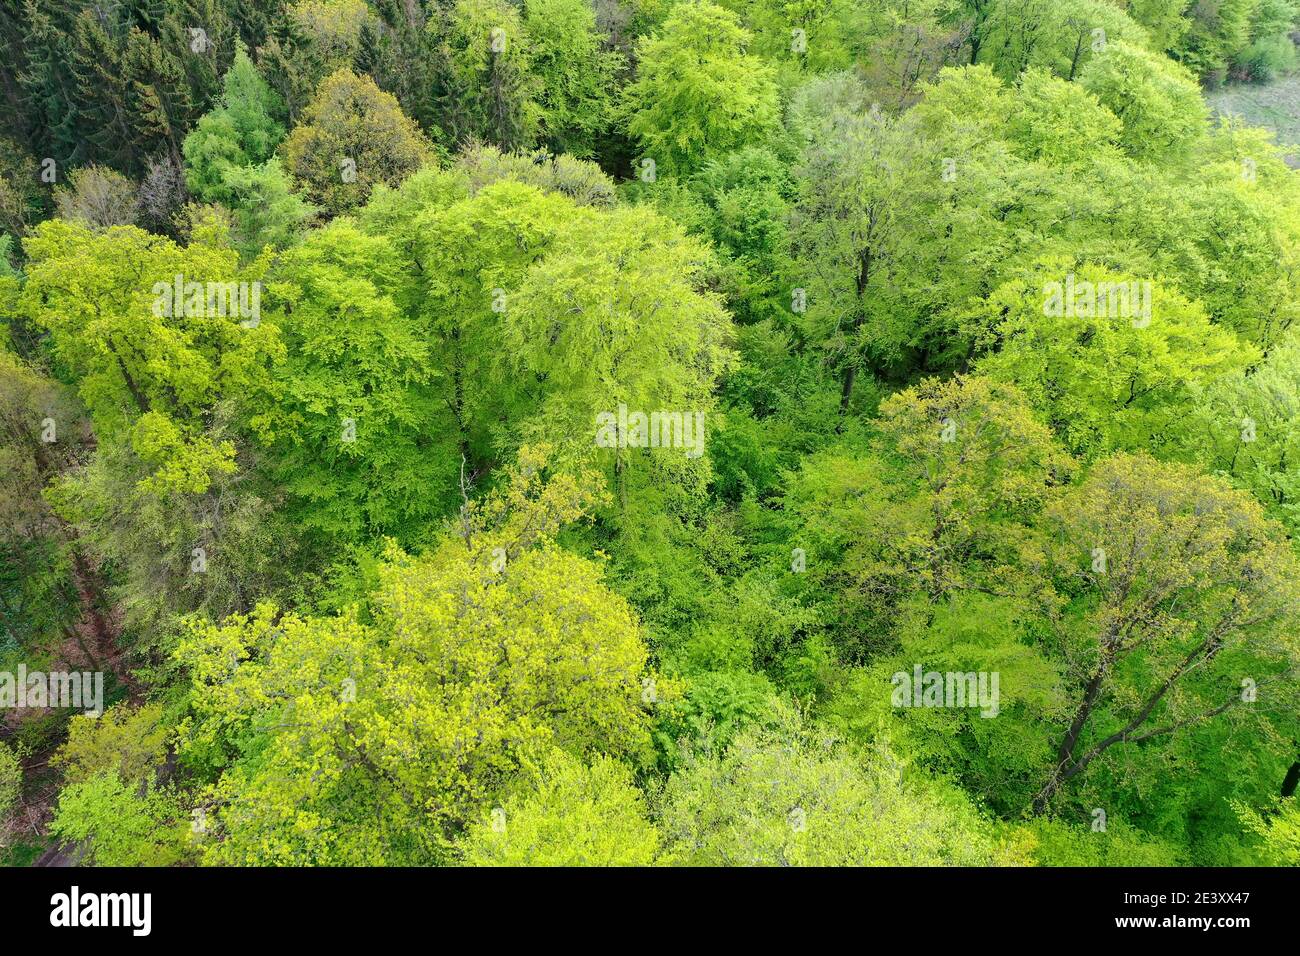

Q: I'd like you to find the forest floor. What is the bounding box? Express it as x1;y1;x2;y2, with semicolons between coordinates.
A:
0;555;136;866
1207;73;1300;163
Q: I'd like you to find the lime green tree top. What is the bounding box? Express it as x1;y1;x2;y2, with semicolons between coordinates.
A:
176;448;657;864
1079;40;1207;161
1006;68;1123;166
972;261;1256;458
253;217;452;542
50;772;192;866
657;705;1025;865
505;204;735;453
625;1;780;176
980;0;1149;80
1237;798;1300;865
460;750;662;865
525;0;623;158
784;375;1071;657
1167;329;1300;536
20;219;281;493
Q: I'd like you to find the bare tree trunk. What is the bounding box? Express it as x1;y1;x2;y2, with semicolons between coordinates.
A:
1282;759;1300;799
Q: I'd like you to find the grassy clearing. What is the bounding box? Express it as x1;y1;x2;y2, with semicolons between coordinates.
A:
1207;73;1300;161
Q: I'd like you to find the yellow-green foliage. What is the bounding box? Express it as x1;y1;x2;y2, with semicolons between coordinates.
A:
52;704;169;787
19;219;281;494
656;706;1022;866
973;263;1255;459
0;741;21;824
10;0;1300;873
460;750;662;866
50;771;191;867
625;1;779;175
175;448;658;864
1236;799;1300;866
1024;816;1186;866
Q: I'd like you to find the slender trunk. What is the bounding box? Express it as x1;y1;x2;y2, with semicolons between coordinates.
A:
615;439;626;511
106;338;150;415
1282;760;1300;799
68;549;110;665
1034;656;1110;813
838;365;856;417
838;246;874;421
63;624;102;673
451;335;471;467
31;418;118;679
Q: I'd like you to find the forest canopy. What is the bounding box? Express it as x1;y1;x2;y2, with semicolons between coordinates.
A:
2;0;1300;869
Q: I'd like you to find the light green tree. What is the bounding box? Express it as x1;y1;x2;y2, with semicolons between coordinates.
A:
1169;329;1300;536
971;261;1256;459
526;0;623;158
1006;68;1123;165
657;704;1024;865
175;448;656;865
783;375;1071;658
980;0;1149;80
20;219;281;494
50;772;192;867
625;1;780;176
1237;798;1300;865
460;750;661;865
1034;453;1300;811
254;218;452;542
52;704;169;787
504;204;735;493
217;159;315;258
1079;39;1207;161
363;176;576;479
182;44;287;205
